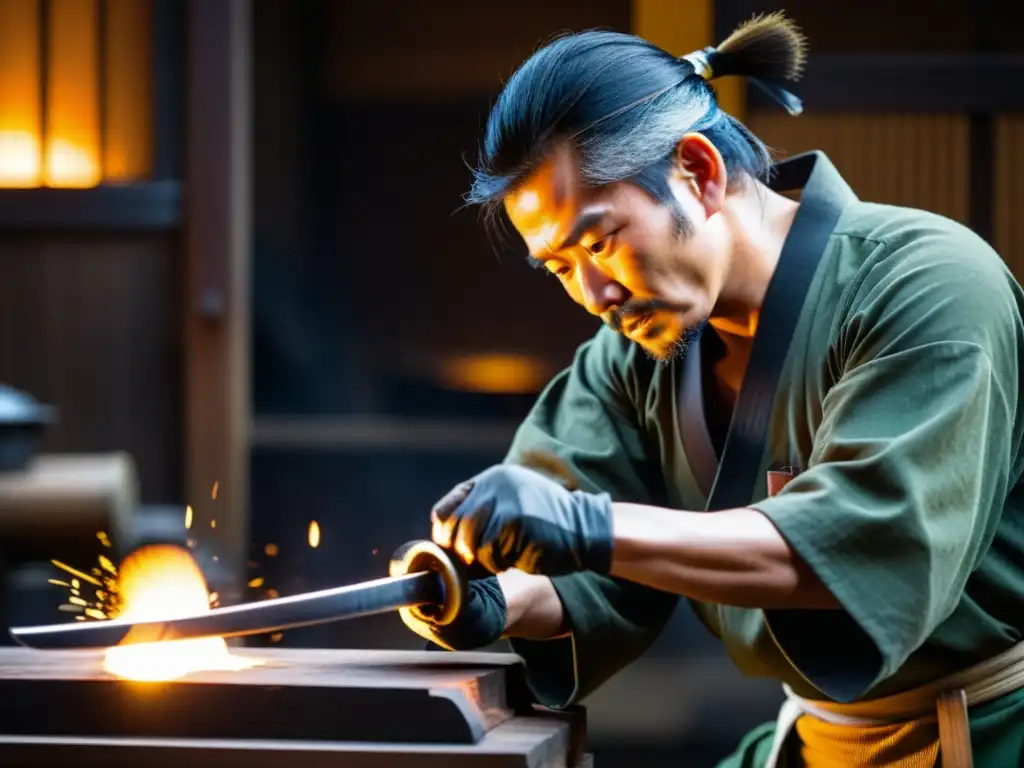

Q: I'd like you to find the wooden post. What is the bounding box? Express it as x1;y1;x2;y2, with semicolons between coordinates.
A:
631;0;746;121
183;0;251;597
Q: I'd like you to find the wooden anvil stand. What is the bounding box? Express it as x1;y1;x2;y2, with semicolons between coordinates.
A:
0;648;592;767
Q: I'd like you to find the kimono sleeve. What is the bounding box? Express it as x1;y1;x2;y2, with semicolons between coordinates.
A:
503;325;680;708
753;235;1023;703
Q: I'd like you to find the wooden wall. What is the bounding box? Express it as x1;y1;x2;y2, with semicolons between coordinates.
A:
0;233;181;503
995;116;1024;277
324;0;631;100
746;110;1024;281
746;112;971;224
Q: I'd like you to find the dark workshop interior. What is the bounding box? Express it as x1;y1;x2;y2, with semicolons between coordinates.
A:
1;0;1023;765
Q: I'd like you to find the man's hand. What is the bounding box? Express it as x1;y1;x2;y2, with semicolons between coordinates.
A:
431;465;614;576
398;576;507;650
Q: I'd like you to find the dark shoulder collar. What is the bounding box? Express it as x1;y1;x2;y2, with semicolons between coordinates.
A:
705;151;856;510
769;150;859;219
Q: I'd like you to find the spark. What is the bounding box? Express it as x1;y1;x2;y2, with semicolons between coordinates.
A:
270;633;283;643
49;543;124;621
210;519;217;529
244;550;284;604
52;560;102;587
308;521;321;548
96;531;112;548
184;505;193;530
211;481;219;500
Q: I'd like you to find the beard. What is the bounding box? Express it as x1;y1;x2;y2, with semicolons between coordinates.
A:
604;299;706;363
635;317;707;363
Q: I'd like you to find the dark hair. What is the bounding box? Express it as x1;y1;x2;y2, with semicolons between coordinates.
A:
465;12;807;236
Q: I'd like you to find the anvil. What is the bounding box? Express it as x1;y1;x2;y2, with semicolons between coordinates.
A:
0;647;591;768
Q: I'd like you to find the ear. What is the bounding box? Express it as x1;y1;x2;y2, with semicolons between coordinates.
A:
673;133;728;216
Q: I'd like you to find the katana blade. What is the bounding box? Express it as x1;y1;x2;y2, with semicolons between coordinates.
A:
10;571;443;650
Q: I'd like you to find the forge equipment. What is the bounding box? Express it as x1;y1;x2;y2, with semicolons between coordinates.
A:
0;647;591;767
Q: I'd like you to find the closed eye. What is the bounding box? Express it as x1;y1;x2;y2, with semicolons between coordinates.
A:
527;255;571;278
588;228;623;257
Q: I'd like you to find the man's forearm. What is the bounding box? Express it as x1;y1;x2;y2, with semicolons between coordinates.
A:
608;503;840;610
496;569;569;639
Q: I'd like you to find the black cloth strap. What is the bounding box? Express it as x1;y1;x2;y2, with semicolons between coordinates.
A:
706;152;856;510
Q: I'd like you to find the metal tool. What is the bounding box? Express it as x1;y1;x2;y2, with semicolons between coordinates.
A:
0;384;56;472
9;539;465;650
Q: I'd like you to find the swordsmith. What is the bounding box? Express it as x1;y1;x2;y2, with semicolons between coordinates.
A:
9;540;465;651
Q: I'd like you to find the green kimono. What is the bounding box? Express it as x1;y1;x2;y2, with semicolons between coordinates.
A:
503;152;1024;766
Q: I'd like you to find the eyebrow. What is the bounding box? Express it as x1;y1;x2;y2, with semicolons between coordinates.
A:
524;207;611;269
555;208;609;252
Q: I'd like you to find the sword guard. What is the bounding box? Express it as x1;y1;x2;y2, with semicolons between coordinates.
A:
388;540;466;626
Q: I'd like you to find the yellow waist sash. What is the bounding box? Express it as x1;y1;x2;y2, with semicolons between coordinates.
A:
764;640;1024;768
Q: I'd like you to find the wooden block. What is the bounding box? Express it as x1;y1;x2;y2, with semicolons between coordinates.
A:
529;704;589;767
0;454;137;558
0;648;536;745
0;717;575;768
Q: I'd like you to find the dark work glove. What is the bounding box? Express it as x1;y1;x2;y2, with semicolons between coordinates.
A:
431;464;613;576
399;574;507;651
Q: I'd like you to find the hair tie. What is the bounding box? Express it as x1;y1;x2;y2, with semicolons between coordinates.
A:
680;46;717;80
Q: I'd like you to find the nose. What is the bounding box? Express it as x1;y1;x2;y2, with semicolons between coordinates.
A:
577;260;629;316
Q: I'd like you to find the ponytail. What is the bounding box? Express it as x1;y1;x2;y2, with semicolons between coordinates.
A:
682;12;807;115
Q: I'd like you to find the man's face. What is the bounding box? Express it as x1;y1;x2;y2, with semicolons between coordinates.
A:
503;141;729;361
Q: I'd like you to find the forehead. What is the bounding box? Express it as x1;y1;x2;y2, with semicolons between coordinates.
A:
503;146;584;248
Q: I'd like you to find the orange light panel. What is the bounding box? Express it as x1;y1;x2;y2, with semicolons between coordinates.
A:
0;0;42;188
44;0;102;188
